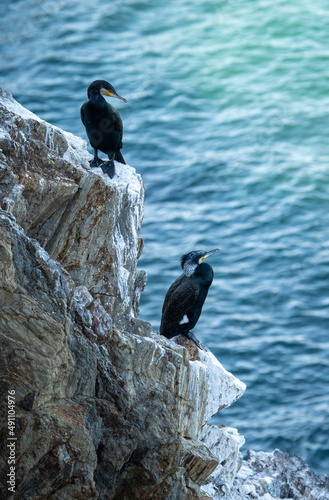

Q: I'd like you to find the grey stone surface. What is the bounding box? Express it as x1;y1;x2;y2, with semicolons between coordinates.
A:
0;89;246;499
205;449;329;500
1;88;327;500
0;87;145;327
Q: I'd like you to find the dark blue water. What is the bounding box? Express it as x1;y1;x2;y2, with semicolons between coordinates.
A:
1;0;328;476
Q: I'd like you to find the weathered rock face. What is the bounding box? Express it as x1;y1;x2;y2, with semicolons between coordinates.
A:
0;88;145;326
0;88;246;499
210;449;329;500
2;89;327;500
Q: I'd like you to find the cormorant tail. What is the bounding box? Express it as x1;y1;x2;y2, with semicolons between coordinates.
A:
115;150;125;164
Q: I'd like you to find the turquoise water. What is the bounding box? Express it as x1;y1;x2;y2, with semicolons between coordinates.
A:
1;0;329;476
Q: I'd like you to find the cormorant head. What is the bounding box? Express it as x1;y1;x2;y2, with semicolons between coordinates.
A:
87;80;127;103
180;249;219;277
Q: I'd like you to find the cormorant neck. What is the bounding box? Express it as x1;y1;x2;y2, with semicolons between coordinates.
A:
194;262;214;286
89;92;106;107
183;262;198;278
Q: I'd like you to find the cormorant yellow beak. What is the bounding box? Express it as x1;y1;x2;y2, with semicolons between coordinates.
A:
102;89;127;103
198;248;220;264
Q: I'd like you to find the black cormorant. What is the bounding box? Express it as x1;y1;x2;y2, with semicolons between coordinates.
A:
81;80;127;178
160;249;219;349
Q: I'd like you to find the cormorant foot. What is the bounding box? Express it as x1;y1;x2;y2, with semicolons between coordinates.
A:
101;160;115;179
89;157;103;168
186;331;203;350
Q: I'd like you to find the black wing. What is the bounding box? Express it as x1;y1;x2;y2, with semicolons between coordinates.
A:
160;274;199;336
80;103;86;126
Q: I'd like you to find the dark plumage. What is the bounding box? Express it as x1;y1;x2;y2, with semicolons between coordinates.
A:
81;80;127;178
160;249;219;349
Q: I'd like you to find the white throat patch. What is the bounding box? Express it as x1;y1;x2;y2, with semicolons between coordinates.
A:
183;262;197;277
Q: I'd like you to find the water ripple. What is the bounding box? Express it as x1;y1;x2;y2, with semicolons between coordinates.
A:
1;0;329;475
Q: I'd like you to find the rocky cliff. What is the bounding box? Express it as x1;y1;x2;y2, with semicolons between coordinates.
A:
0;88;328;500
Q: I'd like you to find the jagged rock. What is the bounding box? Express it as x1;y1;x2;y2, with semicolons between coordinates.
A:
0;207;245;499
201;425;245;497
2;88;325;500
204;449;329;499
0;87;145;326
0;89;246;499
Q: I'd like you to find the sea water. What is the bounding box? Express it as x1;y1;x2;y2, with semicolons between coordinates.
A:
1;0;328;476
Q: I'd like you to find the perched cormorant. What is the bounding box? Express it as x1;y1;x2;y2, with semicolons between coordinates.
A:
160;249;219;349
81;80;127;178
